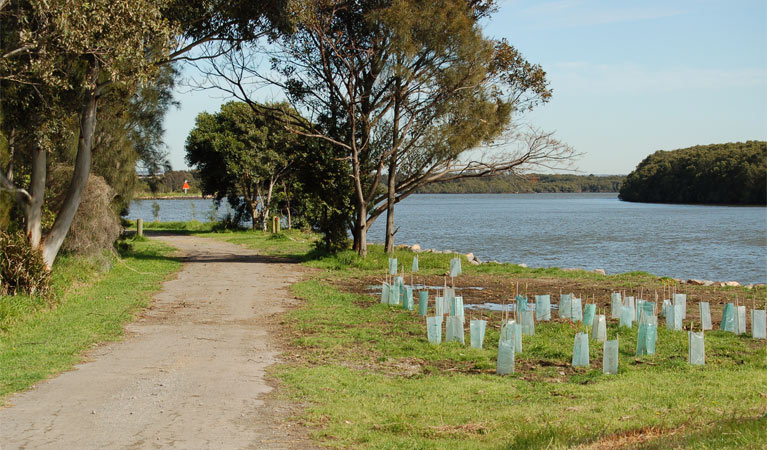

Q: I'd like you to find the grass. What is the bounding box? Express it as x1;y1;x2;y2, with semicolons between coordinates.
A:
185;228;766;449
0;239;181;400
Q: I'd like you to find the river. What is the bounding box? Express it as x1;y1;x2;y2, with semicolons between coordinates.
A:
126;193;767;284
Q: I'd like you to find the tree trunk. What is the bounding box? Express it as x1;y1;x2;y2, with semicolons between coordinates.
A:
41;64;99;268
283;182;292;229
384;159;396;253
352;201;367;256
24;146;46;249
384;81;401;254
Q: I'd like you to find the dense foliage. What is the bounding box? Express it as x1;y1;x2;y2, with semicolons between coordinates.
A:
416;174;623;194
0;230;50;297
619;141;766;204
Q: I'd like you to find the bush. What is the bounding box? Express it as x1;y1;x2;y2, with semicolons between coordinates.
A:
0;230;51;297
47;168;122;255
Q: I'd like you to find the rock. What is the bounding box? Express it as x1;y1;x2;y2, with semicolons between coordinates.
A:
717;282;727;287
432;250;442;254
411;243;421;252
518;263;528;268
687;279;704;286
745;284;754;290
465;252;475;261
724;281;740;287
594;268;606;275
563;268;582;272
702;280;714;286
469;259;480;265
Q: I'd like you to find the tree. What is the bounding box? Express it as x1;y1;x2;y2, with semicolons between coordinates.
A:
0;0;294;268
195;0;576;256
186;101;303;230
0;0;174;267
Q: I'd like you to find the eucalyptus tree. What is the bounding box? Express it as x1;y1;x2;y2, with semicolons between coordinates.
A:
196;0;576;256
0;0;294;267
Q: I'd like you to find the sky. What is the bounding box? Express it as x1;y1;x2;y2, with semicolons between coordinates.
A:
162;0;767;175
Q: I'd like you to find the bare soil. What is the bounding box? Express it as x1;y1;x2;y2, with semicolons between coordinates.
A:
334;273;766;328
0;234;314;449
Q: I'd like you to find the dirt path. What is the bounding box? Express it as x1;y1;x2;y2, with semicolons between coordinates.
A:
0;234;311;449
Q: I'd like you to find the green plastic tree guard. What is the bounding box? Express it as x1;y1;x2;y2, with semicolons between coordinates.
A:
583;304;596;327
449;257;462;278
735;305;747;335
435;296;446;317
470;319;487;349
636;317;657;356
427;316;442;344
511;321;522;353
666;303;683;331
572;332;590;367
402;286;414;311
497;341;515;375
674;293;687;319
381;283;390;304
603;339;619;374
446;316;465;344
559;294;572;319
571;297;583;322
699;302;712;330
535;295;551;321
592;314;607;342
688;331;705;365
619;305;633;329
517;295;528;312
611;292;622;319
520;310;535;336
751;309;766;339
388;257;398;275
638;301;655;325
499;320;513;344
418;291;429;316
721;303;735;332
661;299;671;318
412;256;419;272
624;297;636;322
389;281;401;306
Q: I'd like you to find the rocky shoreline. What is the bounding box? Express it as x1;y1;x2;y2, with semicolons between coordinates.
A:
397;243;765;289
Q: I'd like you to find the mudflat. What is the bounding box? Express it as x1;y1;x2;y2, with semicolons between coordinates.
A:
0;234;310;449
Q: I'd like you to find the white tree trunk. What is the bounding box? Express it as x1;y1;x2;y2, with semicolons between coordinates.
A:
42;75;98;268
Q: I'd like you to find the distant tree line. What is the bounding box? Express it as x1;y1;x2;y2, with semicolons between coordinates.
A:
619;141;766;205
415;174;624;194
136;171;203;196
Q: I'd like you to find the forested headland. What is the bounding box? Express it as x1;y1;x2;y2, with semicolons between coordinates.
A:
619;141;766;205
415;174;624;194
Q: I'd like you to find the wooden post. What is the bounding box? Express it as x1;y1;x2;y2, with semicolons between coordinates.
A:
137;218;143;237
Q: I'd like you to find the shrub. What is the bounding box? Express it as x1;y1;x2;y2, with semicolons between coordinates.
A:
47;168;122;255
0;230;51;297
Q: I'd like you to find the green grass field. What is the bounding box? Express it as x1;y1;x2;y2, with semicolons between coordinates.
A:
0;239;181;400
197;228;767;449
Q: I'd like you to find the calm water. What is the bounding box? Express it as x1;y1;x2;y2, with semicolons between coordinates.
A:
127;194;767;284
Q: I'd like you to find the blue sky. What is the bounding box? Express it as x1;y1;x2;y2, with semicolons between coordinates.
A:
162;0;767;175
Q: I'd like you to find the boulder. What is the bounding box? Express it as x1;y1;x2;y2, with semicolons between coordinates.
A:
411;243;421;252
745;284;754;290
465;252;475;261
687;279;704;286
702;280;714;286
518;263;528;268
469;259;480;265
594;268;606;275
723;281;740;287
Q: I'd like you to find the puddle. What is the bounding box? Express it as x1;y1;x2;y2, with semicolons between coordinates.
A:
366;285;484;292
